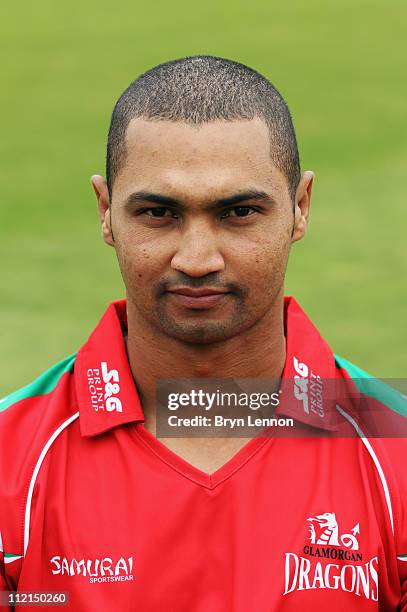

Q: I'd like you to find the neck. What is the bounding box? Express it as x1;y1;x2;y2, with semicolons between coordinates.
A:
126;291;286;414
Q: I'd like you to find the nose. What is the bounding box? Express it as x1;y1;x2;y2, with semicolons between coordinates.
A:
171;220;225;277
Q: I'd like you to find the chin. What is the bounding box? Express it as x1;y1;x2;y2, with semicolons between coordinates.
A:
159;320;242;345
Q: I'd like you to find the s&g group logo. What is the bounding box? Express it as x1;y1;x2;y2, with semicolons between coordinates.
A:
86;362;123;413
293;356;324;418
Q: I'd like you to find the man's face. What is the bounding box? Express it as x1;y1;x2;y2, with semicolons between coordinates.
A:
95;117;311;344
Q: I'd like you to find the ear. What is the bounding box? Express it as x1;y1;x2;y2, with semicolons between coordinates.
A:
291;170;315;243
91;175;114;246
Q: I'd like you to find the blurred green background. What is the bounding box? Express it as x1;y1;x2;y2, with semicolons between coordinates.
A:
1;0;406;394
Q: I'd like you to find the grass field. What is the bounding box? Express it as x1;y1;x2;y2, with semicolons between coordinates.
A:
1;0;406;394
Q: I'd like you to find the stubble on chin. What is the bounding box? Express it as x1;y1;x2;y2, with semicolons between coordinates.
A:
152;294;260;345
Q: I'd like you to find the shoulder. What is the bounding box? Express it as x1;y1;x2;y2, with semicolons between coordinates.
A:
0;353;76;414
334;353;407;451
0;353;79;508
334;354;407;549
0;350;78;452
0;352;79;474
334;353;407;419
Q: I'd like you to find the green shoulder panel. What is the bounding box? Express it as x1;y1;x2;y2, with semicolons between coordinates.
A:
0;353;76;412
334;354;407;418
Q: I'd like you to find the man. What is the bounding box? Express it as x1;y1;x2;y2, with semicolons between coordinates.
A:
0;55;406;610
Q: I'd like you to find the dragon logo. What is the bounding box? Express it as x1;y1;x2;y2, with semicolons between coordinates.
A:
307;512;360;550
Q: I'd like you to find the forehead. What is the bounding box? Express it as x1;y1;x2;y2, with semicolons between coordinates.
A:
113;117;288;200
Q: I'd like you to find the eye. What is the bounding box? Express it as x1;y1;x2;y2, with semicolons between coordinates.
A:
144;207;177;218
221;206;256;219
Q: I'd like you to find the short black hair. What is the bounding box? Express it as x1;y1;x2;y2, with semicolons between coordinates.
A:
106;55;301;202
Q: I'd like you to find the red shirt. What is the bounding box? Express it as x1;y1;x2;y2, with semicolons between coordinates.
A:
1;297;407;610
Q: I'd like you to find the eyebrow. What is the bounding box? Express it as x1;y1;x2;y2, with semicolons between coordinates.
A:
123;190;274;209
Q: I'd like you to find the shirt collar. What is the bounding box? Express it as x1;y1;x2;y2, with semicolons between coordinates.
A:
75;300;144;437
75;297;338;437
275;297;338;431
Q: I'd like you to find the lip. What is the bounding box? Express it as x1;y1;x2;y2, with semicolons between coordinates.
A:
169;287;229;297
166;288;230;309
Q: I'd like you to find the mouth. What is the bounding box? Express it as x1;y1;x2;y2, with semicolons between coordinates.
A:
166;287;231;310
